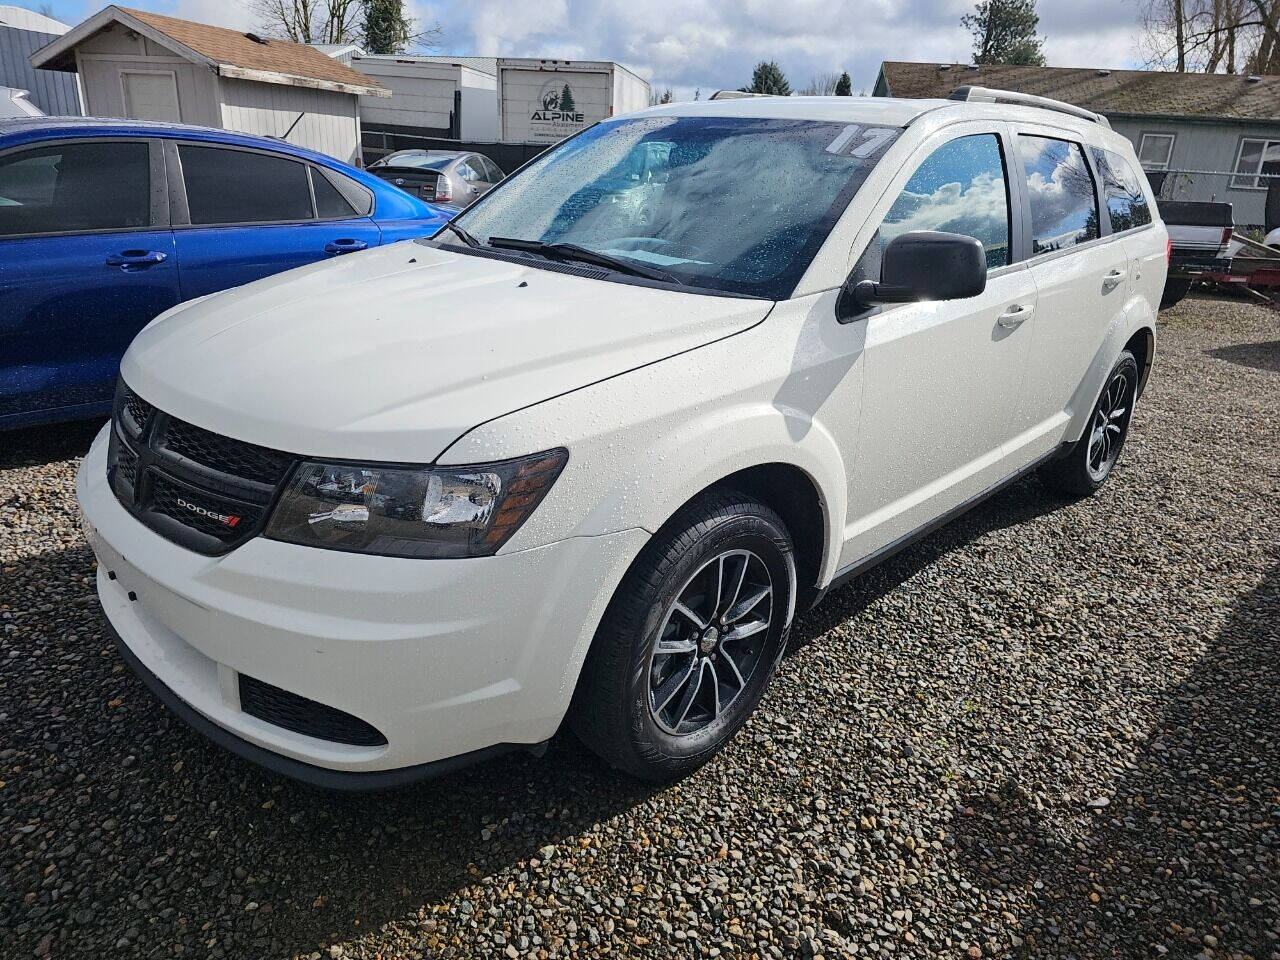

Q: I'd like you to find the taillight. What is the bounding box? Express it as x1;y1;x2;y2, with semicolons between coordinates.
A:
1166;237;1173;263
434;175;453;203
1221;226;1233;247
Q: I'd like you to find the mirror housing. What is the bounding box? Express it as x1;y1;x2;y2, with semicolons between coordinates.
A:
837;230;988;322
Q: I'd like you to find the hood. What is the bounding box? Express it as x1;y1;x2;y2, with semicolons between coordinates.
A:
122;242;771;463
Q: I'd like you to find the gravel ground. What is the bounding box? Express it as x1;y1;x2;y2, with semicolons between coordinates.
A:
2;296;1278;960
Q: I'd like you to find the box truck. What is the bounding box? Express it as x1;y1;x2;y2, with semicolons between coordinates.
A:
351;55;499;141
497;58;649;144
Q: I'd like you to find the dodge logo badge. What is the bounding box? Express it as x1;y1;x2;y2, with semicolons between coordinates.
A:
176;496;241;528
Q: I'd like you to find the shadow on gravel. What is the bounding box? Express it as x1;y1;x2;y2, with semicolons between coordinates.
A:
1206;340;1280;375
949;561;1280;957
0;418;103;470
789;472;1065;650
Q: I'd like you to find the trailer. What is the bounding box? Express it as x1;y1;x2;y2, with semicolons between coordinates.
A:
350;55;499;141
497;58;649;144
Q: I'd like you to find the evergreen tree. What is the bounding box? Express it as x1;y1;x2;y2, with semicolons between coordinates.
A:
962;0;1046;65
560;83;577;112
834;71;852;95
741;61;792;96
363;0;412;54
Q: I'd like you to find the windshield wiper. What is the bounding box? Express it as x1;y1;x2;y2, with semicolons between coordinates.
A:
487;236;683;285
441;220;480;248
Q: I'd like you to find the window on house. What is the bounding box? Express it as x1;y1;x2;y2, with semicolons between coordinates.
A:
1230;137;1280;189
1137;133;1175;171
1017;135;1100;254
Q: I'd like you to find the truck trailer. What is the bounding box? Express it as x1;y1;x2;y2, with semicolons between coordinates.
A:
497;58;649;144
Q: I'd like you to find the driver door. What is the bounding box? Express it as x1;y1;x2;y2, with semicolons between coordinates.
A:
841;125;1038;565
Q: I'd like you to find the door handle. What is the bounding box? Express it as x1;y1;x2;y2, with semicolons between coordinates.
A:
324;238;368;255
997;304;1034;328
1103;268;1127;290
105;250;167;271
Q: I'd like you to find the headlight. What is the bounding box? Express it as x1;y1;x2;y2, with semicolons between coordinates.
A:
264;449;567;558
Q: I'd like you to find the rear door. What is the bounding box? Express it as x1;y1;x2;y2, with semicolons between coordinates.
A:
1009;127;1132;460
167;141;382;300
1090;146;1167;310
0;137;179;423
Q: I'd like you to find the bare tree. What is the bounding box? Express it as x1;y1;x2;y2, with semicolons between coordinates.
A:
797;71;842;96
252;0;441;49
1140;0;1280;72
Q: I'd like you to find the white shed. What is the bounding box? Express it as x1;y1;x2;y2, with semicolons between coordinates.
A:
30;6;388;164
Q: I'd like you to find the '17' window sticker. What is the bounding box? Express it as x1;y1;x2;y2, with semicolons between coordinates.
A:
827;125;898;159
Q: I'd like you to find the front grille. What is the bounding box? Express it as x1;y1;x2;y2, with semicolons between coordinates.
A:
160;417;294;486
239;675;387;747
107;380;297;555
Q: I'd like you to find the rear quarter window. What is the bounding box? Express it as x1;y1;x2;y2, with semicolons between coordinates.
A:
1089;147;1153;232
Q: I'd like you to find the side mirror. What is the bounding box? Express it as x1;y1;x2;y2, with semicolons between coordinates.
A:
837;230;988;322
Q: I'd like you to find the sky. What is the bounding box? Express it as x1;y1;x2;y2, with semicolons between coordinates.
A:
25;0;1150;99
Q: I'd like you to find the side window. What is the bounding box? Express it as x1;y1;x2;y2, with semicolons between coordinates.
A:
0;141;150;237
456;160;480;183
1017;136;1099;254
482;157;503;181
310;167;357;219
180;145;313;225
1089;147;1152;232
857;133;1010;280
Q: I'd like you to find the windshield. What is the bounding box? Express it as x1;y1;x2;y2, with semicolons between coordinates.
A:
377;152;452;170
450;115;901;299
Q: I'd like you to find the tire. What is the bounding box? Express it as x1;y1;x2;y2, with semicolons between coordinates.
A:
1039;350;1139;499
1160;277;1191;310
569;490;796;781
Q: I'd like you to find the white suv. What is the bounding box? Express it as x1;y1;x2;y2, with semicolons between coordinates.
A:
76;89;1167;786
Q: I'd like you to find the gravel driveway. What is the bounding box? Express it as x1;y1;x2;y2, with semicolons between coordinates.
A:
2;297;1278;960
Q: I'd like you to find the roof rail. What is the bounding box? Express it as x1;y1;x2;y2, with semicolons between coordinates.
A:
948;85;1111;128
709;90;775;100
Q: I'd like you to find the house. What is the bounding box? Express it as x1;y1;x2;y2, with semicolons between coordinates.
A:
0;5;79;114
874;61;1280;228
30;6;388;163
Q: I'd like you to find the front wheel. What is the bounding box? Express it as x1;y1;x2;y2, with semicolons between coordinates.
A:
569;491;795;781
1040;350;1138;498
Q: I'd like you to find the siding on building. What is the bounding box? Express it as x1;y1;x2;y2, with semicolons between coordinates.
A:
219;76;361;164
72;26;221;124
0;25;79;114
1108;116;1279;226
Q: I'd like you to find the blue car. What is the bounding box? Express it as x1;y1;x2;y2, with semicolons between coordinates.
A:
0;118;451;429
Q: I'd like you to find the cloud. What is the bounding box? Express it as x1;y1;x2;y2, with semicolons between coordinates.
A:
37;0;1147;99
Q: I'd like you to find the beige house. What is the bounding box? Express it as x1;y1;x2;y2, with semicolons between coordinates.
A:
31;6;388;163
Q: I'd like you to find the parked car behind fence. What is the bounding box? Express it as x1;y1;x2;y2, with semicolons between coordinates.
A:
367;149;504;209
0;118;451;430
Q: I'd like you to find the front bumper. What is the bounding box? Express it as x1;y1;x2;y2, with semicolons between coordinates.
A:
76;426;647;785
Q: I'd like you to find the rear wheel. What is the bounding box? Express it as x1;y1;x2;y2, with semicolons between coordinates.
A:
1040;350;1138;498
569;491;795;780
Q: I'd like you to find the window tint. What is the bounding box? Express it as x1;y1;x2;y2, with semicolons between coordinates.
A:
0;141;149;237
1017;136;1099;254
860;134;1010;279
180;145;313;225
1090;147;1152;232
311;167;357;219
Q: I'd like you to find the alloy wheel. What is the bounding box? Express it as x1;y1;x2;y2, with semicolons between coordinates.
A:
1087;368;1133;482
647;550;774;736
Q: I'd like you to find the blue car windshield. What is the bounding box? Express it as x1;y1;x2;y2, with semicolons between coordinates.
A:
451;115;901;299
